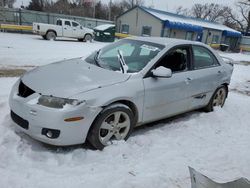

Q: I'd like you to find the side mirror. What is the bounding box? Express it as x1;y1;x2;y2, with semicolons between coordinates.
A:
151;66;172;78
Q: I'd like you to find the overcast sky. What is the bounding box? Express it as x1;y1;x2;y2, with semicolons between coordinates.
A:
14;0;238;12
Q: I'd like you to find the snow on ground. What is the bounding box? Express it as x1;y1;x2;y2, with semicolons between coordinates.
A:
0;32;108;68
0;33;250;188
219;51;250;63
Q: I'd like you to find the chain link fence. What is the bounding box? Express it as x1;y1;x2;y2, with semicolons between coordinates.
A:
0;7;113;29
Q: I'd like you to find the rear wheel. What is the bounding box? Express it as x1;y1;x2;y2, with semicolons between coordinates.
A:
83;34;93;42
204;86;228;112
46;31;56;40
87;103;135;150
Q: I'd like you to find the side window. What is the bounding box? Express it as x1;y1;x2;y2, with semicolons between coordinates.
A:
56;20;62;26
142;26;152;36
193;46;219;69
156;47;189;72
72;22;79;27
121;24;129;34
65;21;71;26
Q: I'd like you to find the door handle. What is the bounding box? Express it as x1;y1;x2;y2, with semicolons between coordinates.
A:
185;77;192;84
217;70;222;76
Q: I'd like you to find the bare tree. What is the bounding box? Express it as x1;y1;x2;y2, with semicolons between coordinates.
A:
175;6;189;16
120;0;144;10
27;0;45;11
175;3;241;30
227;0;250;33
176;3;232;22
190;3;231;22
0;0;16;8
25;0;144;21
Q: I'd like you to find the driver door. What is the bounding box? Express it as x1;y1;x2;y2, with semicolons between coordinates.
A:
142;46;192;122
72;21;82;38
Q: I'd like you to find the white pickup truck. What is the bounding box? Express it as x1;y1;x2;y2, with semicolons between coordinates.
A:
33;19;94;41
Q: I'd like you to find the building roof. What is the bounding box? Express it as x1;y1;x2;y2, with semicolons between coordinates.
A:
139;6;241;37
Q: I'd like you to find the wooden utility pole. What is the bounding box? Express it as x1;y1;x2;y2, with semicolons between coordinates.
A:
93;0;95;18
108;0;112;20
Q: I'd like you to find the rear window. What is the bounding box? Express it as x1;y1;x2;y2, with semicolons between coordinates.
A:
56;20;62;26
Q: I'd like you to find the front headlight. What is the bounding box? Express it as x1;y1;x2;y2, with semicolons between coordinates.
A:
38;95;84;109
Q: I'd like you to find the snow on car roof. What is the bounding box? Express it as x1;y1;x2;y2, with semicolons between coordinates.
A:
94;24;115;31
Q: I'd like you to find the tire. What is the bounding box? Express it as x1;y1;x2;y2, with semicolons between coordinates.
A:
78;38;84;42
42;35;46;40
203;85;228;112
87;103;135;150
83;34;93;42
46;31;56;40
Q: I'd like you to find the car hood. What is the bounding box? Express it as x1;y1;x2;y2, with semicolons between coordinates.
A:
21;58;130;98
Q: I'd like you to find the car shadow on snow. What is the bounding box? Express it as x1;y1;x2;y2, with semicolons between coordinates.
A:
131;110;201;137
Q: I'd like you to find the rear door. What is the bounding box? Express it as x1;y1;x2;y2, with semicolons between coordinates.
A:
187;45;223;109
63;20;73;37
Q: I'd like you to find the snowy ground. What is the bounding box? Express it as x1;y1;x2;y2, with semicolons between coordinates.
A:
0;32;108;68
219;51;250;64
0;33;250;188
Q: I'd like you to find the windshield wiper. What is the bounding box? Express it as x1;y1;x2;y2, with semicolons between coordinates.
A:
117;50;128;74
94;49;101;67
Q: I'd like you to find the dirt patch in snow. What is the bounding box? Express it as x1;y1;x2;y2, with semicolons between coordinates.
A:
230;89;250;96
0;69;26;77
238;61;250;65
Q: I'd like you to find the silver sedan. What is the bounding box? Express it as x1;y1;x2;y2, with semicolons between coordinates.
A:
9;37;233;150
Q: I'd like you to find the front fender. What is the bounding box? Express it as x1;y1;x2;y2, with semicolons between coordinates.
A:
72;78;144;123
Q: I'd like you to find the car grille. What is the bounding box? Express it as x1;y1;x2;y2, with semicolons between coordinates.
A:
11;111;29;130
18;81;35;98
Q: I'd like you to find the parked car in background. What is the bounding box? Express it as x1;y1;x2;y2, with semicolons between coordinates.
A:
9;37;233;150
33;19;94;41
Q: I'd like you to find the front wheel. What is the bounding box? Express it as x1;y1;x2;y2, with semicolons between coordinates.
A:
204;86;228;112
87;103;135;150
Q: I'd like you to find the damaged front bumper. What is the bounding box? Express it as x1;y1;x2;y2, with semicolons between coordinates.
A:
9;80;102;146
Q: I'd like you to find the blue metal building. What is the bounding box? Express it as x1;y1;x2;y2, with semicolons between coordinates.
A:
116;6;241;50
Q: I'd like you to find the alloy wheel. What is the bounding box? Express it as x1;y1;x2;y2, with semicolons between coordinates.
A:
99;111;131;145
212;87;226;107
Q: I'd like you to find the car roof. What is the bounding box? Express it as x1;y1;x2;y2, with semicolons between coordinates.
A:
128;36;207;48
